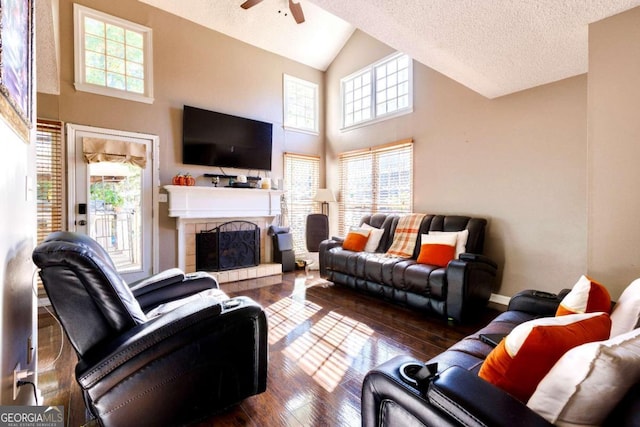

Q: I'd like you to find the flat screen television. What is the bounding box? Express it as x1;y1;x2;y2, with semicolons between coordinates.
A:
182;105;273;171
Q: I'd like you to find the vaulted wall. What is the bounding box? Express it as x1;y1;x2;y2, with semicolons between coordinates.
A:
325;30;588;298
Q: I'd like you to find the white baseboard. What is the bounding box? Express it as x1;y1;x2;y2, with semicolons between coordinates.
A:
489;293;510;307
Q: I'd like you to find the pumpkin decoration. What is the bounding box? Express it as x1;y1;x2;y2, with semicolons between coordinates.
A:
172;174;185;185
185;174;196;186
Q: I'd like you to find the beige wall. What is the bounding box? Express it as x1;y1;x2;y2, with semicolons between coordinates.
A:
588;7;640;299
37;1;640;300
326;30;588;297
38;0;325;269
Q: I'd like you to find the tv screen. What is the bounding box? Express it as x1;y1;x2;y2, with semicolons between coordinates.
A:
182;105;273;171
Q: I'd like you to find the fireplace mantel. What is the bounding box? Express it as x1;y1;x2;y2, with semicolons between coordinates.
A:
164;185;283;219
164;185;284;278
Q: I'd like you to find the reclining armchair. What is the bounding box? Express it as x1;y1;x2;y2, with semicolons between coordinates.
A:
32;232;268;427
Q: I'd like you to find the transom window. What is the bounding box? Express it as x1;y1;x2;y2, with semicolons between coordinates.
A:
339;139;413;235
284;74;319;134
74;4;154;104
341;52;413;129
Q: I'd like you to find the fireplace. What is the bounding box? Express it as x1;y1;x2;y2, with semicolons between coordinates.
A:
196;221;260;271
164;184;284;283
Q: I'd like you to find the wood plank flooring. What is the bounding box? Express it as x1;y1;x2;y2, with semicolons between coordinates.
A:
37;271;499;426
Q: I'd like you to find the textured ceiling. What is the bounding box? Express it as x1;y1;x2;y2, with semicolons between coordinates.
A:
310;0;640;98
138;0;355;71
37;0;640;98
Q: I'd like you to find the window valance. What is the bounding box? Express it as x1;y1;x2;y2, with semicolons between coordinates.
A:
82;137;147;168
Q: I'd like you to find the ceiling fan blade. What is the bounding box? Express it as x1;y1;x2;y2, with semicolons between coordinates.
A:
288;0;305;24
241;0;263;9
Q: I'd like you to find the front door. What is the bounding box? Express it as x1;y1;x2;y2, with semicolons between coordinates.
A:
67;123;159;283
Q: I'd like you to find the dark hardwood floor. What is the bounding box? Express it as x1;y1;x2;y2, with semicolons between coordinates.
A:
38;271;499;426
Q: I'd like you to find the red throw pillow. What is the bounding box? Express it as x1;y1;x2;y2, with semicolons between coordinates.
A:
478;312;611;402
342;228;370;252
556;275;611;316
416;233;457;267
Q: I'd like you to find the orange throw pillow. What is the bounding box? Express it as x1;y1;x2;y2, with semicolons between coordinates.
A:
342;228;370;252
556;275;611;316
416;233;457;267
478;312;611;402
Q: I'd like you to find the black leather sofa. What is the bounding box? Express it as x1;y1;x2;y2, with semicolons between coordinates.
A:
319;213;498;323
361;290;640;427
33;232;268;426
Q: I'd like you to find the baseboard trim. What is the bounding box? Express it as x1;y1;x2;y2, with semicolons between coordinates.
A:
489;293;510;307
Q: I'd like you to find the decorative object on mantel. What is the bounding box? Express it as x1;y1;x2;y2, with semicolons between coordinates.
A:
204;173;270;189
172;173;195;186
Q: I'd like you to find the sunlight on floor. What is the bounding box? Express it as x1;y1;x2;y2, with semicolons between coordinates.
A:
265;274;374;392
283;311;374;392
265;296;322;344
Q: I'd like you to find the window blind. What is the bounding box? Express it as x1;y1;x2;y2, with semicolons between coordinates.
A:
339;139;413;235
36;120;65;244
283;153;320;256
37;120;65;300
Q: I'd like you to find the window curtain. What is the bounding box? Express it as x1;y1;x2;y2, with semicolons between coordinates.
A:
82;137;147;168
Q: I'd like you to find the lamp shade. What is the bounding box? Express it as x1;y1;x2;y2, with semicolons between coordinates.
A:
313;188;336;203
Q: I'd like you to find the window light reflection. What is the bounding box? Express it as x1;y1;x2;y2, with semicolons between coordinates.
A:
283;311;374;392
265;297;322;345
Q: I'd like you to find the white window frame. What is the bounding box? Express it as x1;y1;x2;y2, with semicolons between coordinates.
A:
283;74;319;134
341;52;413;130
74;4;154;104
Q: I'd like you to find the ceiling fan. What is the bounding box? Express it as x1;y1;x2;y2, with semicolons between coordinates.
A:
241;0;306;24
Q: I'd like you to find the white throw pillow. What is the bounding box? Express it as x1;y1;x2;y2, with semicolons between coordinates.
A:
361;223;385;252
429;229;469;257
527;327;640;426
610;278;640;338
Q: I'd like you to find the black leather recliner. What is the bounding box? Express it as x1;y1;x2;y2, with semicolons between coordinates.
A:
32;231;268;427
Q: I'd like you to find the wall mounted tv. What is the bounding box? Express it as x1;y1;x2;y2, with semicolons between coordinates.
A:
182;105;273;171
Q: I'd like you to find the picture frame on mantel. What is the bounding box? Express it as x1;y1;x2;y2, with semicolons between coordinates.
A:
0;0;33;143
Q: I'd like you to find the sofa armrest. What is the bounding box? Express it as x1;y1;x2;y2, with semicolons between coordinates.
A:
446;255;498;323
319;238;344;278
427;366;553;427
131;270;219;312
507;289;569;316
362;355;461;427
129;267;186;293
458;253;497;269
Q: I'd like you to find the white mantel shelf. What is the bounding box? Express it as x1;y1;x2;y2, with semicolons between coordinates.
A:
164;185;283;219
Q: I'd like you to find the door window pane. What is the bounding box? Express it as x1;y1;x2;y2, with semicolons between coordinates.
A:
89;162;142;272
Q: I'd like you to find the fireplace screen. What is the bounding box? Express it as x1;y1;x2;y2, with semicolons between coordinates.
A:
196;221;260;271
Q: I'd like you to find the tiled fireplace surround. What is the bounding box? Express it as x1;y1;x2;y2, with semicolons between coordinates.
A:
165;185;284;283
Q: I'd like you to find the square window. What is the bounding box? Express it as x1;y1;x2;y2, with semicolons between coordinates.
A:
74;4;153;103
